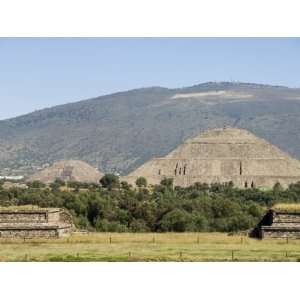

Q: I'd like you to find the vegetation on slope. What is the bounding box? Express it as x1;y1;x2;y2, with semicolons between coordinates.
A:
1;177;300;233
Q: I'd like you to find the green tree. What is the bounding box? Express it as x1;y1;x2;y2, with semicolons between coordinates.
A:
273;182;283;193
159;209;191;232
121;181;131;190
28;181;46;189
136;177;147;188
49;180;64;191
160;178;173;188
99;174;120;190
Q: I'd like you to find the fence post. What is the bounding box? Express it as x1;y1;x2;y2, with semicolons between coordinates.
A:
152;236;155;244
179;252;183;260
231;250;234;261
109;236;112;244
197;235;200;244
241;237;243;244
286;237;289;244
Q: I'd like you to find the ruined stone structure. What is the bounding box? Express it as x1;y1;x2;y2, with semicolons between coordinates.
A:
123;127;300;189
28;160;103;184
0;207;74;238
251;205;300;239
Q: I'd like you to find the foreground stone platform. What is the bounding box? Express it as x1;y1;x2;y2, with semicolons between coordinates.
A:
0;207;74;238
251;204;300;239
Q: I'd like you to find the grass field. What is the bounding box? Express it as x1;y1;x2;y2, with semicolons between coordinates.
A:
0;232;300;262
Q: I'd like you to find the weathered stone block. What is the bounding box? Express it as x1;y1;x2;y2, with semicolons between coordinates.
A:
0;207;74;239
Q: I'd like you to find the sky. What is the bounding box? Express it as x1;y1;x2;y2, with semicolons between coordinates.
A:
1;37;300;120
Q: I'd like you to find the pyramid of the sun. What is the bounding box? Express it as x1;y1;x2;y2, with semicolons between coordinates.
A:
124;127;300;188
29;160;103;183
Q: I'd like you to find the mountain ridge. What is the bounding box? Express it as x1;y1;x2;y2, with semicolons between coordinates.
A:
1;81;294;122
1;81;300;177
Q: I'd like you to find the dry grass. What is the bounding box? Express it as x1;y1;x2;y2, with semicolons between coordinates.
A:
0;205;44;211
0;232;300;262
272;203;300;213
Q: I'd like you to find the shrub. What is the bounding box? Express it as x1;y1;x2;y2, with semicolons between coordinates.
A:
28;181;46;189
136;177;147;188
121;181;131;190
160;178;173;188
159;209;192;232
130;219;150;232
99;174;120;190
95;219;128;232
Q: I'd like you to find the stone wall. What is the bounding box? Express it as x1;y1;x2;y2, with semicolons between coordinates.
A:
47;210;61;223
0;208;74;239
0;211;48;223
252;210;300;239
0;228;58;238
262;228;300;239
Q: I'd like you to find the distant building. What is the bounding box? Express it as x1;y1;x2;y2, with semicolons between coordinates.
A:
123;127;300;189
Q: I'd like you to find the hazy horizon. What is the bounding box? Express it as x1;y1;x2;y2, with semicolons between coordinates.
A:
1;38;300;120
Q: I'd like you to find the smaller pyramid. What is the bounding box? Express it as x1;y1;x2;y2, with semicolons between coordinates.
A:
28;160;103;183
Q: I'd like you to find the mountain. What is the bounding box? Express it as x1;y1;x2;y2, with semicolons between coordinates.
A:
1;81;300;176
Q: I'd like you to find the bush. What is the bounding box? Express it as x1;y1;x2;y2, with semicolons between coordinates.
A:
28;181;46;189
74;215;90;229
136;177;147;188
100;174;120;190
121;181;131;190
159;209;192;232
190;213;209;231
130;219;150;232
49;179;66;190
247;203;263;218
95;219;128;232
160;178;173;188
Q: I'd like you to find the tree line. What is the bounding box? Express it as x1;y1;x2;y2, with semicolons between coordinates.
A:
1;175;300;233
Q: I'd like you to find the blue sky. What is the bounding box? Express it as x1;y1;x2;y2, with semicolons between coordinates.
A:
1;37;300;120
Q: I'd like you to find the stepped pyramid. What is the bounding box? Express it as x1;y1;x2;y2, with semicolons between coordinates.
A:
123;127;300;188
29;160;103;184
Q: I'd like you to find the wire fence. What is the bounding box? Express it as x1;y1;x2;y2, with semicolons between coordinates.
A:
1;233;300;261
